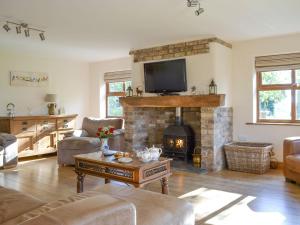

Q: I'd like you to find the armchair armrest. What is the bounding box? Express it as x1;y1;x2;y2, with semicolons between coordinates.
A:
113;128;125;136
283;137;300;161
20;194;136;225
63;129;89;138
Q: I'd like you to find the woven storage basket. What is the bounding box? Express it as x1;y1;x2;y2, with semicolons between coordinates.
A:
224;142;273;174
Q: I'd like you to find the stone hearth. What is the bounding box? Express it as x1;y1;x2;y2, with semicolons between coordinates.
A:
122;98;233;172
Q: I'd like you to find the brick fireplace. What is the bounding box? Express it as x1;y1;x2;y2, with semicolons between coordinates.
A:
120;95;233;172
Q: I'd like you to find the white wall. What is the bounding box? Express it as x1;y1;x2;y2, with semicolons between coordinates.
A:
232;33;300;161
89;57;132;118
0;52;91;127
132;43;233;106
211;43;233;106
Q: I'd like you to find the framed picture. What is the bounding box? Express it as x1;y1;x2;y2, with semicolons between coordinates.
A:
10;71;49;87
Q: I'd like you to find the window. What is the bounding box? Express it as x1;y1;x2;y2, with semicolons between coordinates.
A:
106;80;132;117
257;69;300;123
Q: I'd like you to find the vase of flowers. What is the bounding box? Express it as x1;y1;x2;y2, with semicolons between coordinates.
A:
96;126;115;153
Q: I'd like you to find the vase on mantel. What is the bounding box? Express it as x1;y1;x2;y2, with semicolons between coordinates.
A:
101;138;109;153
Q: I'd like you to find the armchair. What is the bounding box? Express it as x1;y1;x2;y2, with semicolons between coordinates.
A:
0;133;18;169
283;137;300;184
57;117;124;166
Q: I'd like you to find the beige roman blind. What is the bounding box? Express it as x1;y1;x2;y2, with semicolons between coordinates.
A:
255;52;300;72
104;70;132;82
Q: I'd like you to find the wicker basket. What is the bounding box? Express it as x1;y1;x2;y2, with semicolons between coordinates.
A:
224;142;273;174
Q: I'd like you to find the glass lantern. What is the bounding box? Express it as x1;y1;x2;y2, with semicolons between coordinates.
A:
126;86;133;97
209;79;217;95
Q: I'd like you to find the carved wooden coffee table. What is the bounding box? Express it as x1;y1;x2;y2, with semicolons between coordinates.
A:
74;152;172;194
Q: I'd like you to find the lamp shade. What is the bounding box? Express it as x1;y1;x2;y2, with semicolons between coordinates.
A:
45;94;57;102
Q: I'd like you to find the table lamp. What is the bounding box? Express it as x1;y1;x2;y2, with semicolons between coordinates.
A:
45;94;57;115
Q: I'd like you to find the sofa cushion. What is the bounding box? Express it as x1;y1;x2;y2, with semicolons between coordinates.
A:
16;194;135;225
3;189;135;225
82;117;123;137
0;186;45;224
58;137;101;151
286;154;300;173
96;184;195;225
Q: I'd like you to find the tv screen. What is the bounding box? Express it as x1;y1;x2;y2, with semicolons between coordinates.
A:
144;59;187;93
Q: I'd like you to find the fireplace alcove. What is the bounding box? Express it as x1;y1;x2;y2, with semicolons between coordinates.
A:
163;107;195;162
120;95;233;172
163;124;194;162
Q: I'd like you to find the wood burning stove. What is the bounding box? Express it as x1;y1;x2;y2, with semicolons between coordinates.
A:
163;107;194;161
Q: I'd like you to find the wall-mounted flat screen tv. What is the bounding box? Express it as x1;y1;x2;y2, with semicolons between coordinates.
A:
144;59;187;94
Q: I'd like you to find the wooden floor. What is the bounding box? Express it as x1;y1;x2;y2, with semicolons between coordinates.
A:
1;156;300;225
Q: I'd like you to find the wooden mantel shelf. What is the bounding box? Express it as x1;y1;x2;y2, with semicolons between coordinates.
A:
119;95;225;108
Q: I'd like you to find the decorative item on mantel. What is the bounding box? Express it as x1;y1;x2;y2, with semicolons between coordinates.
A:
192;146;201;168
209;79;217;95
191;86;197;95
126;86;133;97
96;126;115;153
45;94;57;115
136;86;143;96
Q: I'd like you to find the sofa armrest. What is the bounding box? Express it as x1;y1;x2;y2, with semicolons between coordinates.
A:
64;129;89;138
283;137;300;161
19;194;136;225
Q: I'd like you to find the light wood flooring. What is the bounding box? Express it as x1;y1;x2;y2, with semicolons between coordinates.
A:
0;156;300;225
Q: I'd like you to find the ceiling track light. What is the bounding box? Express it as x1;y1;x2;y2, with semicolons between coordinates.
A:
2;21;46;41
186;0;204;16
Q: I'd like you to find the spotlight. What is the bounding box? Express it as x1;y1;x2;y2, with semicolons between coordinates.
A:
187;0;198;7
16;25;21;34
24;29;30;37
39;32;45;41
195;7;204;16
3;23;10;32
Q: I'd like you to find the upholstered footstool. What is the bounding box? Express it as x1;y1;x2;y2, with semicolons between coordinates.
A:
57;137;101;165
0;133;18;169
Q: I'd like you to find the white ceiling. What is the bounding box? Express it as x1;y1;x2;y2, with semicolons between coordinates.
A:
1;0;300;62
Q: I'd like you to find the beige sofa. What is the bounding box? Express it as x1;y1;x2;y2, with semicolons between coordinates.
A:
0;184;195;225
283;137;300;184
57;117;124;165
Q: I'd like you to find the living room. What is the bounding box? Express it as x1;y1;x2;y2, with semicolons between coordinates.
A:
0;1;300;225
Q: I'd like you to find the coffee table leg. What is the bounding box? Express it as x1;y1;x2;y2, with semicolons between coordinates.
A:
105;178;111;184
161;177;169;195
76;171;85;193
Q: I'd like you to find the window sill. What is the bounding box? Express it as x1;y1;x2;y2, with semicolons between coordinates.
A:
246;122;300;126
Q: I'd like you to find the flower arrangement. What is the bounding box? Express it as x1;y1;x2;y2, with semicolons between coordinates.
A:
96;126;115;138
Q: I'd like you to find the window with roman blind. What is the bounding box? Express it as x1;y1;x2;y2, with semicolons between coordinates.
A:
104;70;132;118
255;52;300;123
